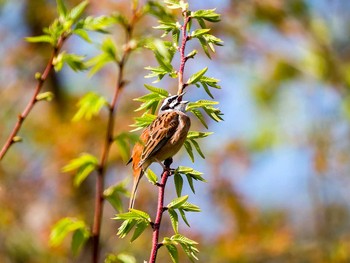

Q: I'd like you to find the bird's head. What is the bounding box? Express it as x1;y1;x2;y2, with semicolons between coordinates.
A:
159;92;189;114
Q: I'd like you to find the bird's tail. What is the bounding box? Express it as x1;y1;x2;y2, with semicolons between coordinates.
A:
129;170;144;210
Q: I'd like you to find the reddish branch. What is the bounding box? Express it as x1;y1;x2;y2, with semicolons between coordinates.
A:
91;10;139;263
150;11;191;263
0;35;67;160
149;159;172;263
177;11;191;96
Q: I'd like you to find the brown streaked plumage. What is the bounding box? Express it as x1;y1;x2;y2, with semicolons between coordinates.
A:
128;94;191;209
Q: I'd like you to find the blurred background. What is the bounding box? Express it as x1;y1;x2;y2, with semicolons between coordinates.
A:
1;0;350;262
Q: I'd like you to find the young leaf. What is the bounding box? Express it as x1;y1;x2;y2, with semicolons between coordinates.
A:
174;173;183;197
167;195;188;209
61;153;98;187
187;67;208;85
130;113;156;132
114;132;140;163
168;208;179;234
104;180;129;212
130;221;149;242
165;244;179;263
68;0;89;22
191;9;221;22
25;35;53;45
72;92;107;122
184;140;194;162
57;0;68;19
145;169;158;185
50;217;90;254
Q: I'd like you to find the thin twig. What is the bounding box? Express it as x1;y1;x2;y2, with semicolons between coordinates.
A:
149;159;172;263
177;11;191;96
91;9;139;263
0;35;67;160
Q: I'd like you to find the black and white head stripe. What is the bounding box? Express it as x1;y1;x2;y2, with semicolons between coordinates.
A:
159;94;179;112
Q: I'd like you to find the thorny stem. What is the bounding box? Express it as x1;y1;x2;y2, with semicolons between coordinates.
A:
149;158;172;263
91;8;139;263
0;35;67;161
177;11;191;96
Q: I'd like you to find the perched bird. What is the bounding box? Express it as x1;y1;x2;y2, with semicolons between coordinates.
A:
127;94;191;209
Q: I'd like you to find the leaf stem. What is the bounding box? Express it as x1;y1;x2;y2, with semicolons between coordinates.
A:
149;158;172;263
0;35;67;161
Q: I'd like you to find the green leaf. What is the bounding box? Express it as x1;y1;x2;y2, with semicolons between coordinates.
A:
176;166;206;182
104;180;129;212
71;228;90;255
144;84;169;97
105;253;136;263
191;9;221;22
191;28;210;38
190;139;205;159
114;132;140;163
72;92;107;122
61;153;98;187
117;219;137;238
36;92;54;102
186;174;195;194
190;108;208;129
130;113;156;132
68;0;89;22
167;195;188;209
184;141;194;162
170;234;199;261
25;35;53;45
181;202;201;212
145;169;158;185
168;208;179;234
178;208;190;227
174;173;183;197
72;28;91;42
57;0;68;18
50;217;90;252
165;244;179;263
130;221;148;242
187;67;208;85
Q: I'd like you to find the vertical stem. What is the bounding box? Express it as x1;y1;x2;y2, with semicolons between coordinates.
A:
177;12;190;95
0;35;66;160
149;159;172;263
91;8;138;263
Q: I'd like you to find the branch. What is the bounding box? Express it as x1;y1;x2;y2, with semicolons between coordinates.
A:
0;35;67;160
149;158;172;263
177;11;191;96
91;9;140;263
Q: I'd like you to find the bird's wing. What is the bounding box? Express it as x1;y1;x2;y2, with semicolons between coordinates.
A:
139;111;179;166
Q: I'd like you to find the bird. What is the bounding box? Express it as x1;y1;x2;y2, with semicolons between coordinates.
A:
127;93;191;209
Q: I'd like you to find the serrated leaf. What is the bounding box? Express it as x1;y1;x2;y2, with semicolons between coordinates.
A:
190;139;205;159
68;0;89;22
168;208;179;234
191;9;221;22
191;28;210;38
187;67;208;85
130;221;148;242
178;208;190;227
181;202;201;212
72;28;91;42
190;108;208;129
144;84;169;97
187;131;213;139
130;113;156;132
165;244;179;263
117;219;137;238
174;174;183;197
186;174;195;194
167;195;188;209
72;92;107;122
145;169;158;184
184;141;194;162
